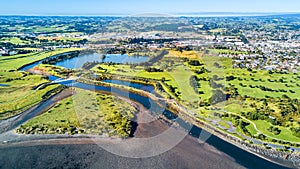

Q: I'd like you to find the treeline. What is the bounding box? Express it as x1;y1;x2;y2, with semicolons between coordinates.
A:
126;37;177;44
145;67;163;72
138;50;168;67
42;51;80;65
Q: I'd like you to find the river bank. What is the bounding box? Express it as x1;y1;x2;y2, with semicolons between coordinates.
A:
23;68;300;168
72;77;300;168
0;137;246;169
0;84;297;168
3;50;298;168
0;117;293;169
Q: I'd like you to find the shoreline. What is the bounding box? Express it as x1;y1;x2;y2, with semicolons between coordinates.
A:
0;88;297;168
2;50;299;168
17;71;300;168
0;128;295;169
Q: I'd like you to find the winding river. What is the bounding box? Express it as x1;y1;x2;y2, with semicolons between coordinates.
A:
2;51;295;169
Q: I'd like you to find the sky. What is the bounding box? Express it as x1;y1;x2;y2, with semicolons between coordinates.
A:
0;0;300;15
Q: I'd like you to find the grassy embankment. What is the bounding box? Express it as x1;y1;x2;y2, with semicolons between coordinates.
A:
91;50;201;109
17;88;137;137
0;48;81;120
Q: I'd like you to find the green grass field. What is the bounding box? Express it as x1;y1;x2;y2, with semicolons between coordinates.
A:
253;120;300;143
0;71;63;119
0;49;81;118
92;55;200;108
0;48;81;119
17;89;137;137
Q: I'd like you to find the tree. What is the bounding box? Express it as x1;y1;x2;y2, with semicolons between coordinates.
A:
226;75;236;81
210;89;226;105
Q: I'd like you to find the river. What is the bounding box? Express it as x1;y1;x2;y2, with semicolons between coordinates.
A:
1;51;295;169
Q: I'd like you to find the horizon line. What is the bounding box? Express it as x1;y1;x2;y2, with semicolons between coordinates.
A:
0;12;300;17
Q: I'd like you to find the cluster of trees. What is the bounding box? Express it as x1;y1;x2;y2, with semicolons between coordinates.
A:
241;111;261;121
210;80;225;89
190;75;200;93
210;89;228;105
139;50;168;67
160;81;179;98
226;75;236;81
238;120;251;136
42;51;79;65
1;36;87;51
16;124;85;135
145;67;163;72
213;62;222;68
126;37;177;44
141;23;188;32
267;126;281;135
194;67;207;74
82;61;100;70
188;59;203;66
238;83;293;94
291;127;300;138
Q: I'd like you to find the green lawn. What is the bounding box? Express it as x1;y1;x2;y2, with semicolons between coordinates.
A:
253;120;300;143
218;120;231;129
245;123;258;136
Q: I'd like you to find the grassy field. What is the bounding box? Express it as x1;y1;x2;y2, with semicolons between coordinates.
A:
0;48;81;119
209;49;247;55
165;50;299;144
92;54;200;108
253;120;300;143
16;89;137;137
37;36;84;42
168;50;200;59
199;54;300;99
0;71;63;119
0;48;82;71
0;37;29;45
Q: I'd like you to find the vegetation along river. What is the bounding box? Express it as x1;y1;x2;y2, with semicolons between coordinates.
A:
2;52;294;169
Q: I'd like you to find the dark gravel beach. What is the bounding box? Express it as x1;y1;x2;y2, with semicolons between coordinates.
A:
0;136;245;169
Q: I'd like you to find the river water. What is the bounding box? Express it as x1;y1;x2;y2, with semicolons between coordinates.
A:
11;52;294;169
55;53;149;69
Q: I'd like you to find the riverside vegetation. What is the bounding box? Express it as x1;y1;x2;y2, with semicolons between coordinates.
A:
86;49;300;147
16;88;137;137
0;49;81;120
18;48;300;147
1;15;299;147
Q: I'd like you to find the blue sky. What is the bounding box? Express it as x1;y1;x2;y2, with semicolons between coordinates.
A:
0;0;300;15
